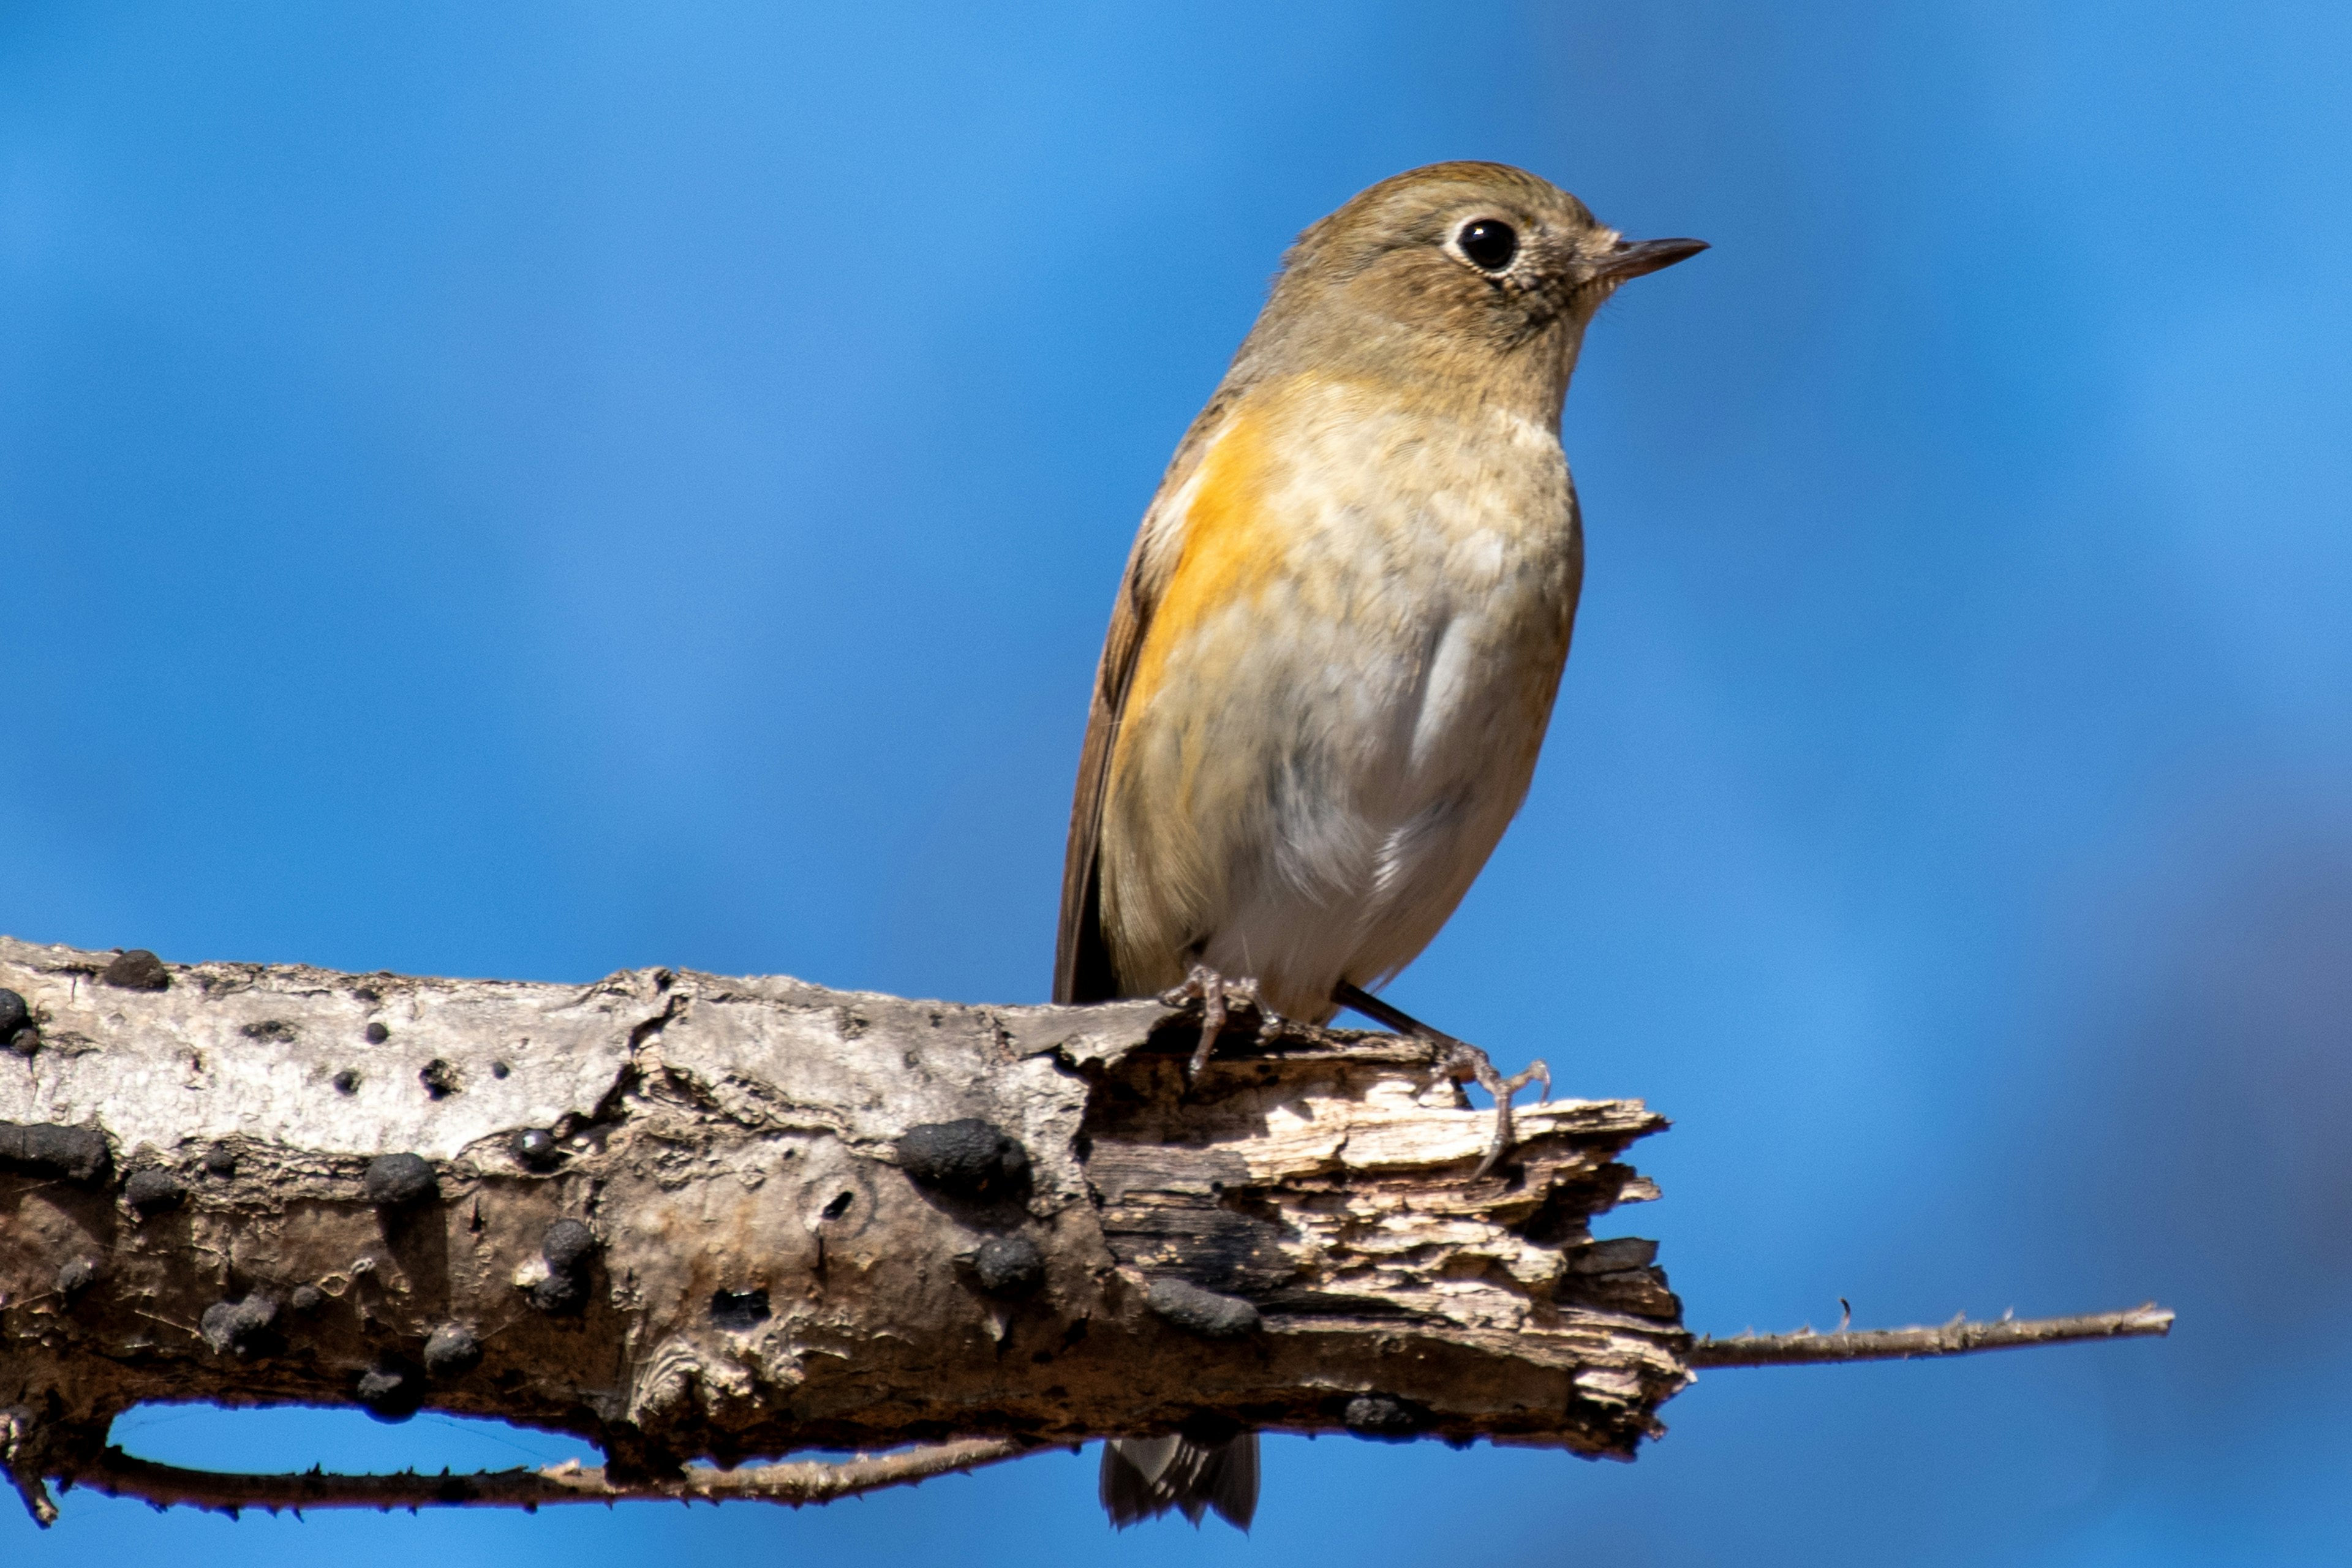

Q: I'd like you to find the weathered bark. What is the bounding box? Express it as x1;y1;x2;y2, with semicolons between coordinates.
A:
0;936;2174;1525
0;937;1689;1504
4;1300;2179;1521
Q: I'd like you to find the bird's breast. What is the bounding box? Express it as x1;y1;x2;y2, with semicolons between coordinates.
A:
1101;375;1583;1011
1128;377;1579;750
1143;380;1580;771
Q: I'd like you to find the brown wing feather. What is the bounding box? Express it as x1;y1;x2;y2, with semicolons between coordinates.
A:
1053;390;1243;1004
1052;567;1147;1004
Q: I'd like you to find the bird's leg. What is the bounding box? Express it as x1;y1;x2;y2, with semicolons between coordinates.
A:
1160;964;1270;1080
1332;981;1550;1179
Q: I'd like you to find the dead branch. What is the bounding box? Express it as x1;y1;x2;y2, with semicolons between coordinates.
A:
60;1436;1032;1517
0;936;1683;1520
1687;1304;2174;1368
0;935;2169;1526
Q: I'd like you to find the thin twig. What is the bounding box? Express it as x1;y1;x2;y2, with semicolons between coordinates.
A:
0;1411;59;1527
50;1437;1031;1521
1688;1303;2173;1368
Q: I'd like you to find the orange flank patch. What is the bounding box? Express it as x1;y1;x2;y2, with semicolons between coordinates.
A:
1114;399;1295;803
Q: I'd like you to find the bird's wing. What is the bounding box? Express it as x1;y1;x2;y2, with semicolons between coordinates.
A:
1054;390;1244;1004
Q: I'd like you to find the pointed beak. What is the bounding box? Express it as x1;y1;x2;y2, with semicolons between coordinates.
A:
1591;236;1709;282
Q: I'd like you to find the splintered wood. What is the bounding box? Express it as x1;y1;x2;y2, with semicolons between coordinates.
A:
0;935;1685;1499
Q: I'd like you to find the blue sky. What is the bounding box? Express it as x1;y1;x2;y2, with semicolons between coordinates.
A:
6;3;2352;1563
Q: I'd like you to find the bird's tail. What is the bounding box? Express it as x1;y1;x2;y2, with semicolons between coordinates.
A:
1098;1431;1259;1531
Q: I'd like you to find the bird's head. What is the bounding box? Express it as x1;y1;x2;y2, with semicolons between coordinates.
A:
1238;161;1705;420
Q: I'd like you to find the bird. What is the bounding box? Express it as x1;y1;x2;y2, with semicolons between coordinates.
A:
1054;160;1704;1531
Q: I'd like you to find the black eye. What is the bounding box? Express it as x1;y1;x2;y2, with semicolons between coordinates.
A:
1457;218;1518;273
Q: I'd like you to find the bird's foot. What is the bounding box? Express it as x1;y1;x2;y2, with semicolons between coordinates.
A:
1331;981;1548;1180
1159;965;1274;1080
1440;1044;1551;1180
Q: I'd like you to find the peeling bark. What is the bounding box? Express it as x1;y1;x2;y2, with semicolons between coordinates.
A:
0;937;1691;1508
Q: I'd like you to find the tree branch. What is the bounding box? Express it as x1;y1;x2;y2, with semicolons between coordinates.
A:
1687;1304;2174;1367
61;1436;1033;1516
0;935;2170;1526
0;1410;59;1526
0;936;1686;1520
32;1303;2179;1521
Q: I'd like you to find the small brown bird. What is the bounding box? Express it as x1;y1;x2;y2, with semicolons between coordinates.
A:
1056;161;1703;1530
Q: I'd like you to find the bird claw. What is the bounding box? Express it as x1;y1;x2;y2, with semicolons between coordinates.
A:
1159;965;1274;1080
1327;981;1548;1181
1440;1044;1551;1180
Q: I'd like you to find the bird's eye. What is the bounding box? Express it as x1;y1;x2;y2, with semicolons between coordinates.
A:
1456;218;1518;273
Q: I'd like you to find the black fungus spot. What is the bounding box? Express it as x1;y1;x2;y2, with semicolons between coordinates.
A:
421;1323;483;1378
363;1022;390;1044
532;1219;597;1314
199;1293;280;1358
895;1119;1031;1199
1342;1393;1431;1441
363;1152;439;1208
239;1019;297;1042
356;1356;424;1422
288;1284;323;1313
530;1272;587;1314
509;1128;562;1170
0;992;32;1055
489;1060;510;1079
709;1289;771;1331
99;949;169;991
332;1069;361;1095
972;1235;1046;1297
821;1190;854;1220
203;1144;239;1178
418;1059;460;1099
1144;1278;1261;1339
56;1257;99;1298
541;1218;597;1273
0;1120;111;1186
124;1168;186;1216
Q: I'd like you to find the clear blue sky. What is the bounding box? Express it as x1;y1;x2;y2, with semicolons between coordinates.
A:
6;3;2351;1564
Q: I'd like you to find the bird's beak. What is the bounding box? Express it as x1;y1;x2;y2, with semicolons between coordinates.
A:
1591;236;1709;282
